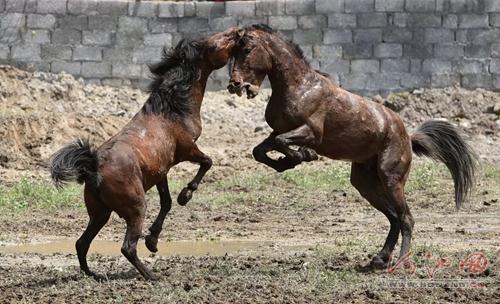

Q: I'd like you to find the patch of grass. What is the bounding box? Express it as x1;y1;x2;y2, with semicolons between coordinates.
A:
0;179;82;212
281;163;351;191
407;161;442;193
482;163;500;181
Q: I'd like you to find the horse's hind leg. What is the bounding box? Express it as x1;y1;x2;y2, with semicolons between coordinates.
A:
121;197;158;280
145;177;172;253
76;189;111;278
377;146;414;264
178;144;212;205
350;161;401;269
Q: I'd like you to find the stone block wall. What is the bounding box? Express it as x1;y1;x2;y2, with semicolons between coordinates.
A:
1;0;500;95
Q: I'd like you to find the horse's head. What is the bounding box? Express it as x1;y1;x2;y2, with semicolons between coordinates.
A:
227;26;273;99
202;27;245;69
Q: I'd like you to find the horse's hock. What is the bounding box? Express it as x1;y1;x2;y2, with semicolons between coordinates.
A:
1;0;500;95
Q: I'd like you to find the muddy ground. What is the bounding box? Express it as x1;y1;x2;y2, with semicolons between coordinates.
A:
0;66;499;303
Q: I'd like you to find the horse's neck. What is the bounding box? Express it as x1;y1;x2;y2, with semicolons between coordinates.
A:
268;54;311;99
184;67;211;130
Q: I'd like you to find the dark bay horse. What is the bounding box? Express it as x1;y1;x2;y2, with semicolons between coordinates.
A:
227;25;476;270
49;28;242;280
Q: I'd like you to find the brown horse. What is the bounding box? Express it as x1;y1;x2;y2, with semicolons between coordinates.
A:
49;28;242;280
227;25;476;269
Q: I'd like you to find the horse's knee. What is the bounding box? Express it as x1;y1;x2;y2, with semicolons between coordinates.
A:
121;243;136;259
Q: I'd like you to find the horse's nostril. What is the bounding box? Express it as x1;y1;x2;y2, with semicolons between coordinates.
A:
232;81;241;87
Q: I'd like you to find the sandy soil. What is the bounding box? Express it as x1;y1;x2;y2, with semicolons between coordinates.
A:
0;66;499;303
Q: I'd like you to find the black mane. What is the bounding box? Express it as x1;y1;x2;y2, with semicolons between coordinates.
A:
142;38;204;117
245;24;309;65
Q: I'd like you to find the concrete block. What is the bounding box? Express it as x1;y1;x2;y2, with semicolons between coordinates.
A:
345;0;374;13
467;29;500;44
320;58;350;74
405;0;435;12
22;29;50;43
375;0;404;12
315;0;343;13
149;19;178;33
269;16;297;29
81;62;111;78
130;1;157;18
490;13;500;26
323;29;352;43
1;13;25;28
404;43;433;58
454;60;487;74
351;59;379;73
112;62;142;78
490;59;500;73
51;61;81;75
431;74;460;87
443;14;458;28
237;17;268;27
68;0;98;15
82;31;113;45
208;17;237;31
465;44;490;58
256;0;285;16
24;0;36;14
400;74;429;88
103;47;133;62
118;16;148;33
41;44;72;60
408;13;441;27
11;44;40;60
184;2;196;17
328;14;356;28
0;0;5;12
58;15;88;30
462;74;492;88
391;13;407;26
0;44;9;59
0;28;20;43
354;29;382;42
422;59;452;73
383;28;412;42
27;14;56;29
98;0;128;15
434;44;465;58
357;13;387;27
178;18;209;34
298;15;326;29
52;28;81;45
293;29;323;44
195;2;224;18
73;46;102;61
374;43;402;58
343;43;372;59
144;33;172;47
312;45;343;59
425;29;454;42
381;58;409;72
285;0;315;15
485;0;500;12
458;13;489;28
491;43;500;57
226;1;255;17
37;0;66;14
102;78;123;86
88;15;118;31
410;59;422;72
5;0;25;12
132;46;163;64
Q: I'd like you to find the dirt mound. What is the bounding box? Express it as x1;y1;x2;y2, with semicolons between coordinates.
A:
1;65;499;182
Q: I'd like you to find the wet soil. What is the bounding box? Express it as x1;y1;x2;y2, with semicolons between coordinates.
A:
0;66;499;303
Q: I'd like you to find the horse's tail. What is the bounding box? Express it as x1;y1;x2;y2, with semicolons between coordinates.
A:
411;120;477;209
50;139;101;189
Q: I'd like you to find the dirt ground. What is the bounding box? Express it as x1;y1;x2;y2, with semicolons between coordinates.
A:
0;66;499;303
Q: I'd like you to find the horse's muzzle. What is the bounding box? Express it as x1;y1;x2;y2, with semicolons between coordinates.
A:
227;81;259;99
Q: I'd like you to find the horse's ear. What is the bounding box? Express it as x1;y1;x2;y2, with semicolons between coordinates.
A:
235;28;245;44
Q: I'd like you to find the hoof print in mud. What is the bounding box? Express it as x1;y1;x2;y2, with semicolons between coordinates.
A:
177;188;193;206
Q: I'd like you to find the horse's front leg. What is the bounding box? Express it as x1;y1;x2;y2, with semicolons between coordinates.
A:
252;135;307;172
273;124;320;163
177;144;212;205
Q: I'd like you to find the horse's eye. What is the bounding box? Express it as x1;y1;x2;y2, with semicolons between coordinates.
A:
244;48;252;54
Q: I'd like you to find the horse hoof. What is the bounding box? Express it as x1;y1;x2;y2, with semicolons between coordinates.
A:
144;272;160;281
145;235;158;253
370;256;388;269
300;147;318;162
177;188;193;206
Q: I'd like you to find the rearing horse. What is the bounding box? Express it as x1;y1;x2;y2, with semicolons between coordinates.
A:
50;28;242;280
227;25;476;269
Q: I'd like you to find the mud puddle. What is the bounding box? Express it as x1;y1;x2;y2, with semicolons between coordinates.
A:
0;239;302;257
